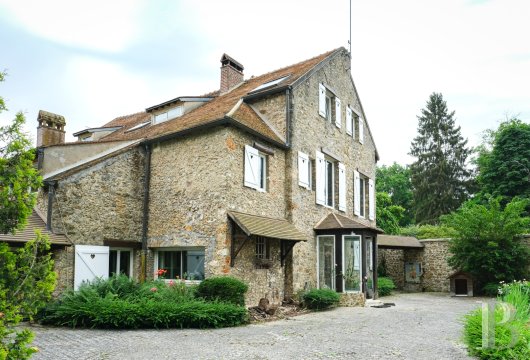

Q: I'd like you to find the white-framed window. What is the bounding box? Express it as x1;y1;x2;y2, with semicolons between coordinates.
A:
298;151;311;189
109;249;133;278
155;248;205;281
153;106;183;124
244;145;267;191
354;172;374;219
318;83;341;127
315;151;334;207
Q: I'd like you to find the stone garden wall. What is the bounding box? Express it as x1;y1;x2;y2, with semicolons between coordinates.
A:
378;239;454;293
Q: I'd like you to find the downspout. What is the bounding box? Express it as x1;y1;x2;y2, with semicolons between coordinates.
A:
285;87;292;147
45;181;56;231
285;87;294;222
140;143;152;283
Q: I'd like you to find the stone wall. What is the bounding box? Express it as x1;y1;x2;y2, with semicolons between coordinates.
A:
37;148;145;289
378;239;455;293
378;248;405;289
288;49;378;294
419;239;453;292
147;125;288;306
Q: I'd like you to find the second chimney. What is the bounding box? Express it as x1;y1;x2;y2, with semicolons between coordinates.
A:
220;54;244;93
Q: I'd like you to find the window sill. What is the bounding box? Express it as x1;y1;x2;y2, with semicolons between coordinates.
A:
244;184;266;192
299;184;311;190
158;278;202;285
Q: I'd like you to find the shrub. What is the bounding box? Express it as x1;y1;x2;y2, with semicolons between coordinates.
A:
40;277;248;329
378;277;395;297
398;224;457;239
195;277;248;306
302;289;340;310
463;280;530;359
482;282;500;297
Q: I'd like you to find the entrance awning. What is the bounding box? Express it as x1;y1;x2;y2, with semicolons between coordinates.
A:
314;213;384;233
227;211;307;241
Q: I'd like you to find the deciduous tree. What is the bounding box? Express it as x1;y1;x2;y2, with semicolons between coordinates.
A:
476;119;530;204
376;163;413;226
443;197;530;291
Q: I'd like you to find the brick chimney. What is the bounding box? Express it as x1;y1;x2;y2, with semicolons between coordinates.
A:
220;54;244;93
37;110;66;147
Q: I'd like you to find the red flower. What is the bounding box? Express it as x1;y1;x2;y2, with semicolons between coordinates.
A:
156;269;167;276
150;287;158;292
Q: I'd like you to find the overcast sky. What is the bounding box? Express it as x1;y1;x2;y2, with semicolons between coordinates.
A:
0;0;528;165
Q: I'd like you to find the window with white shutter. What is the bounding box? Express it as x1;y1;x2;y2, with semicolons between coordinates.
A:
359;117;364;144
335;98;341;128
315;151;326;205
346;107;353;136
354;170;360;216
298;151;311;189
244;145;266;191
368;178;375;220
318;84;326;117
338;163;346;211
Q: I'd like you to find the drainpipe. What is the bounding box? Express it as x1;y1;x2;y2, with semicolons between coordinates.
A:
45;181;56;231
285;87;292;147
140;143;152;283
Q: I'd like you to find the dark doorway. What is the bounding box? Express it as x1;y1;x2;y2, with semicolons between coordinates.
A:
455;278;468;295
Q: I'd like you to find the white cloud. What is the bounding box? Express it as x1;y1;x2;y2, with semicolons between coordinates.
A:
0;0;145;52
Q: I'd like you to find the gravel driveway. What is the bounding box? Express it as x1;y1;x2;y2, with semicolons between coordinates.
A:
27;292;482;360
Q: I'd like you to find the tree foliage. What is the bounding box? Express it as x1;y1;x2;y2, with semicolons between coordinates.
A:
375;192;405;234
410;93;472;224
1;72;53;359
476;119;530;204
0;232;56;359
0;72;42;234
376;163;413;226
443;197;530;289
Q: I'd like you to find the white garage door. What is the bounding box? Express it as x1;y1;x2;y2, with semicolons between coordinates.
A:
74;245;109;290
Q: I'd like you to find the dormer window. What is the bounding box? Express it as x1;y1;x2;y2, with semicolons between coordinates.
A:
153;106;183;124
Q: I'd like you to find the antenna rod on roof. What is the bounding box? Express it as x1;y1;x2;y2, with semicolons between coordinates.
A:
349;0;352;59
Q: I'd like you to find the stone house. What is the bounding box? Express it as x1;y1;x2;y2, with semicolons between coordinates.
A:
33;47;381;306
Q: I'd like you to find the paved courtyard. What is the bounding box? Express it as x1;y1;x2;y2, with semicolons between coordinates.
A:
27;293;483;360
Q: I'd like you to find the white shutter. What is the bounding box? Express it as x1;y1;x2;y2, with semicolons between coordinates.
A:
359;117;364;144
74;245;109;290
318;84;326;117
244;145;260;189
354;170;360;216
298;151;310;189
346;107;352;136
335;98;341;128
368;178;375;220
338;162;346;211
315;150;326;205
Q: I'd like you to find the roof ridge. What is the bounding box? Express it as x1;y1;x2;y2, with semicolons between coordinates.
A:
245;48;341;83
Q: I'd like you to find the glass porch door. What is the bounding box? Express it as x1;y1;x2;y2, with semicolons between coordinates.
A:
343;235;362;292
317;236;335;290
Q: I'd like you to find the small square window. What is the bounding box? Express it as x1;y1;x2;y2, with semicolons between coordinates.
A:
109;249;132;278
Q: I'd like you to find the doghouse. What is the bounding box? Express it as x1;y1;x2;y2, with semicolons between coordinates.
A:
449;271;474;297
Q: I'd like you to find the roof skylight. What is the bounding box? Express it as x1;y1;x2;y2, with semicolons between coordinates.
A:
125;121;151;133
250;75;290;93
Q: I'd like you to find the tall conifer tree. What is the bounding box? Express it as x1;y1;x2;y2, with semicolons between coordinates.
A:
410;93;471;224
